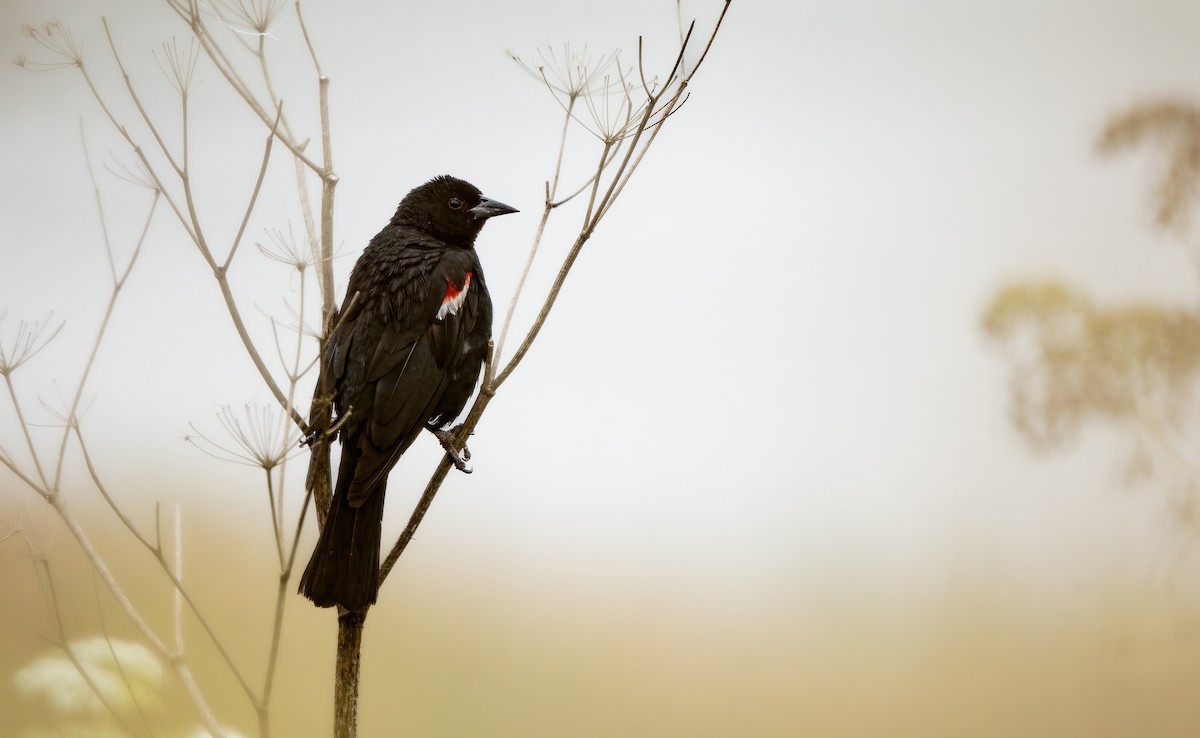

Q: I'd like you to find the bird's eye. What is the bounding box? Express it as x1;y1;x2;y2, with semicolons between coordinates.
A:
448;198;463;210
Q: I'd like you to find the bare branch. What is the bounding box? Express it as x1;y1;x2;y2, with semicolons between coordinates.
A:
39;561;143;738
51;127;159;492
92;573;159;738
163;0;324;172
102;18;184;177
48;494;227;735
223;102;284;272
74;424;158;553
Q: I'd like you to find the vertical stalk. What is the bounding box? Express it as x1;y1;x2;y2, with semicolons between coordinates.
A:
334;611;366;738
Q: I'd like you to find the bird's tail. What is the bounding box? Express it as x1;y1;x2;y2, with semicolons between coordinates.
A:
299;448;386;610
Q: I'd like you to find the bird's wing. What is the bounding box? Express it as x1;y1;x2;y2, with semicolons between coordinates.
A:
346;251;480;502
323;287;364;398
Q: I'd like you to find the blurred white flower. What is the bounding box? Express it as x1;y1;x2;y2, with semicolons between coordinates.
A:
14;637;162;715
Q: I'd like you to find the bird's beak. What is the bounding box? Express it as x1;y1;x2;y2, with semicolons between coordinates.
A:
470;197;519;220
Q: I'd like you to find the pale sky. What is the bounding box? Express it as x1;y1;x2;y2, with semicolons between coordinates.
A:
4;0;1200;622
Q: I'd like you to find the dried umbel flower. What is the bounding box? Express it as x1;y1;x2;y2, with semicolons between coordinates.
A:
510;43;654;144
0;311;63;376
509;43;624;101
185;403;300;470
154;36;198;94
213;0;288;36
257;223;315;271
16;20;82;71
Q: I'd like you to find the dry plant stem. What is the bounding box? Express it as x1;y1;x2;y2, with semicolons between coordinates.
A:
378;454;456;582
494;96;574;363
164;0;323;172
263;457;319;730
185;0;336;311
494;145;611;390
49;494;226;736
92;573;158;738
318;73;338;320
0;444;45;492
96;19;309;433
45;126;155;491
494;115;626;364
173;505;196;736
265;469;285;567
294;0;334;302
334;611;366;738
74;426;155;551
148;28;329;730
50;142;157;493
252;25;326;303
0;130;211;732
494;196;554;364
72;425;262;712
221;104;281;271
295;0;324;77
597;7;729;220
550;143;625;207
1;375;49;488
204;108;311;433
261;570;290;712
266;268;308;558
46;165;262;710
40;561;142;738
174;503;184;651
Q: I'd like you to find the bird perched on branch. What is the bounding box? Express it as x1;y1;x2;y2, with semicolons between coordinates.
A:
300;175;517;611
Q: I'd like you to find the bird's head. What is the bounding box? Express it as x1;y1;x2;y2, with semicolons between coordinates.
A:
394;175;518;245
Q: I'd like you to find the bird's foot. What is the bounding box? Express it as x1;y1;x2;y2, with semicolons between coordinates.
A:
430;425;473;474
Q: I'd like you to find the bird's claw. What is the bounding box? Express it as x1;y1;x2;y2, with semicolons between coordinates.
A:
430;426;473;474
447;447;473;474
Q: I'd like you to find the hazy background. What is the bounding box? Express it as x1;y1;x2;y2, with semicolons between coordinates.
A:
3;0;1200;735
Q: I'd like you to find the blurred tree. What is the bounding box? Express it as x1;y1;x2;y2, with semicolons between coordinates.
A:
983;280;1200;452
985;98;1200;538
1098;101;1200;234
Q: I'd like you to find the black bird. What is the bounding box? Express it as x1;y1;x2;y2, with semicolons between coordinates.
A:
300;175;517;610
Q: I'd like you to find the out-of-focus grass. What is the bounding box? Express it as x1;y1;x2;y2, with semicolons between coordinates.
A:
4;501;1200;737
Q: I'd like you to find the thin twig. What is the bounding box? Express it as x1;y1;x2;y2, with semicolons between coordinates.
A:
40;560;142;738
162;0;323;172
74;425;157;552
51;126;158;492
71;421;262;710
173;503;184;655
49;494;227;735
222;102;284;272
494;96;576;364
294;0;324;78
102;18;183;177
83;21;307;432
265;468;284;567
2;375;50;491
93;571;159;738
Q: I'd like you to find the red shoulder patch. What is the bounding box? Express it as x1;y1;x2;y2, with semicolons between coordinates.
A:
437;271;472;320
